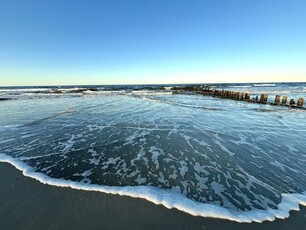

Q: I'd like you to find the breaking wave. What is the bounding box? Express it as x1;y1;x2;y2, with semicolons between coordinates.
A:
0;153;305;223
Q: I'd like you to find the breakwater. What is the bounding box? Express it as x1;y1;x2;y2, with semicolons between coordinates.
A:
172;86;305;109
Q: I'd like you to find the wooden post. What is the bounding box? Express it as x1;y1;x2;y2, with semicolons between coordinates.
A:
297;97;304;107
240;93;244;100
259;94;264;103
259;94;268;104
281;96;287;105
263;94;268;104
245;93;250;101
274;95;280;104
235;92;240;100
289;99;295;106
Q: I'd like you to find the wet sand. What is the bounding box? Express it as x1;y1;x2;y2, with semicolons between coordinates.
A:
0;162;305;230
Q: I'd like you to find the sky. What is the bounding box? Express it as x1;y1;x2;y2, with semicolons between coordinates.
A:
0;0;306;86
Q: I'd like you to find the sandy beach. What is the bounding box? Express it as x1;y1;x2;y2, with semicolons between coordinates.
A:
0;162;305;230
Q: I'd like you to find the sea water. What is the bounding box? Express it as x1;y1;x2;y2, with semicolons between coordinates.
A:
0;82;306;222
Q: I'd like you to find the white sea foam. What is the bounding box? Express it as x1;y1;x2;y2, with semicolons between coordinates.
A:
0;88;50;92
0;125;21;131
230;85;251;88
253;84;276;87
1;153;305;223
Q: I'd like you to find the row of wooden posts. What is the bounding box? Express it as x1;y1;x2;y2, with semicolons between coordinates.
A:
201;89;304;108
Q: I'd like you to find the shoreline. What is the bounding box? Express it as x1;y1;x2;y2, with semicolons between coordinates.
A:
1;153;305;223
0;162;305;230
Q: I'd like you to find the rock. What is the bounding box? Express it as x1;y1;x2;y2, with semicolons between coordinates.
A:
0;98;12;101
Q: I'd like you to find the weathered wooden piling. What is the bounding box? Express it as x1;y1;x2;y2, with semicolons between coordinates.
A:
255;95;259;103
263;94;268;103
289;99;295;106
259;94;264;103
235;92;239;100
233;92;236;99
235;92;238;100
274;95;280;104
239;93;244;100
259;94;268;104
281;96;287;105
297;97;304;107
245;93;250;101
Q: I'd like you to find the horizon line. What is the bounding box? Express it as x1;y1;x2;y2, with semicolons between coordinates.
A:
1;80;306;88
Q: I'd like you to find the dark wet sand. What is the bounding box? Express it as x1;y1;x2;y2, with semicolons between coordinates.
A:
0;162;305;230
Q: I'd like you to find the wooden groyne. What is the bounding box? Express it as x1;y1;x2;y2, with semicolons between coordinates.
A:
172;86;305;110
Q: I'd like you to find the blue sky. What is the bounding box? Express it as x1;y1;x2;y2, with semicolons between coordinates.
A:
0;0;306;86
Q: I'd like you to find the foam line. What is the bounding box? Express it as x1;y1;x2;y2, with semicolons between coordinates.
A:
0;153;305;223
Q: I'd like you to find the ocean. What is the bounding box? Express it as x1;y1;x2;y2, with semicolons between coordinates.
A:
0;82;306;223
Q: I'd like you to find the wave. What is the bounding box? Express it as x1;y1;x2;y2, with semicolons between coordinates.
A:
0;153;305;223
230;85;251;88
0;88;173;99
0;124;21;131
131;95;222;110
253;84;276;87
0;88;51;92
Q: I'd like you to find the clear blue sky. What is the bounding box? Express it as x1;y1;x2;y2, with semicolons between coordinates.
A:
0;0;305;86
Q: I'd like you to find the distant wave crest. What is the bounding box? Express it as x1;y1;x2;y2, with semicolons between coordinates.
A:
252;84;276;87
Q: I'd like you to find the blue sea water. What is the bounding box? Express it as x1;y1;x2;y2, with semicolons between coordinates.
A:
0;82;306;222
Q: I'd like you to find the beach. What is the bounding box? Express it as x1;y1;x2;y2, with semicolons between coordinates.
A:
1;0;306;228
1;162;305;230
1;84;306;228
